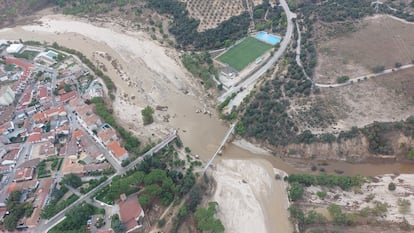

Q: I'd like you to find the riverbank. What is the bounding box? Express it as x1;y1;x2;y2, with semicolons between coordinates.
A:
2;12;414;233
303;173;414;226
212;159;293;233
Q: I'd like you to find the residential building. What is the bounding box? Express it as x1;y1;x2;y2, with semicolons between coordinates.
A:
118;193;145;233
0;86;15;106
97;127;117;145
107;141;128;162
26;178;54;228
13;167;35;182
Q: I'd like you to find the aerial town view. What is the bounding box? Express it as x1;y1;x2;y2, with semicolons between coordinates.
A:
0;0;414;233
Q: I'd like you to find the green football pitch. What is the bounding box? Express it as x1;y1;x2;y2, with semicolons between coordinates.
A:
217;37;272;71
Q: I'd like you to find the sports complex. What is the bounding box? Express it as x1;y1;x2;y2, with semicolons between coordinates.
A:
217;31;281;72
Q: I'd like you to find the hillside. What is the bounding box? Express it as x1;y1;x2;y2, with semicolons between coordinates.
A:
0;0;52;27
236;0;414;162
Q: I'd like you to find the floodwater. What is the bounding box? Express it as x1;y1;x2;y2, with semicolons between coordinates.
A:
1;17;413;233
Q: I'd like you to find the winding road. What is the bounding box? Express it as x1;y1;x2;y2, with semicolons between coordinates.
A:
314;64;414;88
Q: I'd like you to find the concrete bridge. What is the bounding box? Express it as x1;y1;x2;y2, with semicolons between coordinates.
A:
203;123;236;174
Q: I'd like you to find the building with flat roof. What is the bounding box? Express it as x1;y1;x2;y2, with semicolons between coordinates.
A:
6;44;24;54
0;86;15;106
13;167;35;182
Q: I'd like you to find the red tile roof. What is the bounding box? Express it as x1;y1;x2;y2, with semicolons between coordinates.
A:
3;149;19;161
21;90;33;106
97;128;117;144
44;106;66;117
118;194;143;232
72;129;84;140
69;97;84;108
26;178;54;227
38;86;48;99
33;112;48;123
27;132;42;143
107;141;127;158
14;167;34;182
58;90;77;103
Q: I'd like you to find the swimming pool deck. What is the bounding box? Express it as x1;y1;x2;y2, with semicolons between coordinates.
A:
255;31;281;45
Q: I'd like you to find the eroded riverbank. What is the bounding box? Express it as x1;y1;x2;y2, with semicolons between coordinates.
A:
1;13;414;233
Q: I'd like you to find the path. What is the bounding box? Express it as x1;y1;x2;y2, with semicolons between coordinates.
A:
292;12;414;89
314;64;414;88
294;21;311;82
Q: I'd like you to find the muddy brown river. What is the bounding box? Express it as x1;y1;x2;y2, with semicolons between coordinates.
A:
1;16;413;233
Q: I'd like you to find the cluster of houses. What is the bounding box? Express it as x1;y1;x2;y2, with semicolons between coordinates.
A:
0;42;123;230
68;97;129;162
0;41;146;233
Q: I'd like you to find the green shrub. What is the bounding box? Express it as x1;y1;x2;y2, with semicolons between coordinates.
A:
388;182;396;191
336;76;349;84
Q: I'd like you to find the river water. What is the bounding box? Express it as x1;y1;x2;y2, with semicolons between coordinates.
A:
1;16;413;233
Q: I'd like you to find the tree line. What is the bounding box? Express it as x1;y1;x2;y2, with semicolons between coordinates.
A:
147;0;251;50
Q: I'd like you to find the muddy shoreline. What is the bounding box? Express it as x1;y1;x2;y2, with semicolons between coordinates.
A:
1;13;414;233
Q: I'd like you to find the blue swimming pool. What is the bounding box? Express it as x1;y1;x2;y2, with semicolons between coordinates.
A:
46;50;58;58
255;31;281;45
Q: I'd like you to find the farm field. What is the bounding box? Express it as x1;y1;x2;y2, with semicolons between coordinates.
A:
315;15;414;83
217;37;272;71
181;0;248;31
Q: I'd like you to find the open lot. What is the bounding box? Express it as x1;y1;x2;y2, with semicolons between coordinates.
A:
292;66;414;134
217;37;272;71
315;15;414;83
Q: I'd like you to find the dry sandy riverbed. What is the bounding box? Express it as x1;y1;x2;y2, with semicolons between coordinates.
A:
0;14;293;232
212;159;293;233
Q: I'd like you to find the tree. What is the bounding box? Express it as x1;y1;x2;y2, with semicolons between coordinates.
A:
141;106;154;125
372;65;385;73
336;75;349;84
388;182;396;191
395;62;402;68
407;149;414;159
3;191;33;231
138;194;150;209
62;173;82;188
288;182;304;201
111;214;126;233
64;83;72;92
195;202;225;233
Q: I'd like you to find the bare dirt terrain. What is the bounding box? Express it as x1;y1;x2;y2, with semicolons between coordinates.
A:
315;67;414;132
302;174;414;227
181;0;262;31
315;15;414;83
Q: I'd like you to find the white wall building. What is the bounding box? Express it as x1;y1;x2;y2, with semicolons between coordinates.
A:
6;44;24;54
0;86;15;106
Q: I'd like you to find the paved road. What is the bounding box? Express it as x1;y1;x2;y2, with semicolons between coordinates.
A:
36;130;177;233
217;0;296;109
123;130;177;173
65;106;123;173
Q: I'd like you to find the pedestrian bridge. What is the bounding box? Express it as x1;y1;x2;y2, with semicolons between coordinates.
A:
203;123;236;174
